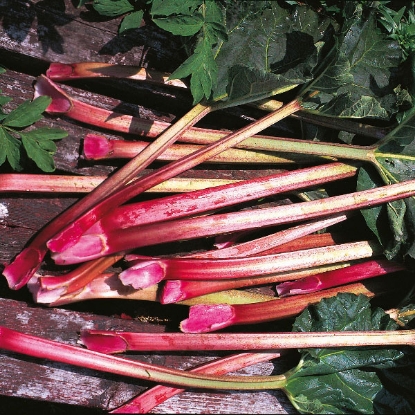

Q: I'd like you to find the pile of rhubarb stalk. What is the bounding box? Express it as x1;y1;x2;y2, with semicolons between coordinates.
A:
1;61;415;414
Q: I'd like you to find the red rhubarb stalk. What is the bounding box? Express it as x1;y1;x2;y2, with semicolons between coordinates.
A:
79;326;415;353
46;98;303;255
46;62;189;88
275;258;406;296
179;277;395;333
111;352;281;414
51;179;415;265
118;240;380;290
160;263;351;304
182;216;348;259
83;163;356;235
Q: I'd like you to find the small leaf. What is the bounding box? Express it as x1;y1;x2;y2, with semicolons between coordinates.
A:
21;134;55;172
2;96;51;128
93;0;134;17
21;127;68;141
0;128;22;171
150;0;201;17
119;10;144;33
153;14;204;36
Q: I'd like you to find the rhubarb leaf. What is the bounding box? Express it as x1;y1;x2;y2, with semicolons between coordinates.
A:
357;107;415;260
212;1;333;104
284;293;407;414
0;128;22;171
303;8;403;119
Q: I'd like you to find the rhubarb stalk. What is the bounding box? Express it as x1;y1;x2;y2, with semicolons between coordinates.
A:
110;352;281;414
51;179;415;265
179;277;396;333
276;259;406;297
118;240;381;290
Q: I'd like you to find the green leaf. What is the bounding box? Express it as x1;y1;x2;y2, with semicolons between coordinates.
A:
212;1;333;104
2;96;51;128
21;132;56;172
119;10;144;33
150;0;201;17
0;128;22;171
153;14;204;36
284;293;405;414
93;0;134;17
357;107;415;260
170;36;217;103
304;11;402;119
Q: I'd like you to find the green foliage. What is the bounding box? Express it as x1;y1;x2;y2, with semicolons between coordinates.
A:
284;293;413;414
0;77;67;172
357;106;415;260
377;1;415;60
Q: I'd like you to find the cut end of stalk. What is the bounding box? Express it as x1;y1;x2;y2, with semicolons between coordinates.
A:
2;248;43;290
276;276;323;297
119;261;166;290
160;280;186;304
79;331;128;354
27;276;66;304
46;62;76;80
83;134;112;160
50;234;106;265
34;75;72;113
180;304;235;333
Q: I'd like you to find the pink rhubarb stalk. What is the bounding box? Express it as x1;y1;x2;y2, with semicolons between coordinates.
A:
118;240;380;290
83;163;356;235
52;178;415;265
111;352;281;414
46;98;303;255
83;133;297;164
46;62;188;88
80;326;415;353
2;76;212;289
160;264;351;304
179;278;395;333
276;259;406;297
182;217;348;259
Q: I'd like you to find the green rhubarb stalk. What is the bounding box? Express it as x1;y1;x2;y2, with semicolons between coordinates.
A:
110;352;282;414
83;133;300;164
0;173;238;194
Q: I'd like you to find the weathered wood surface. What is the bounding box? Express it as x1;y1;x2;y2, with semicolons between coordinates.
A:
0;1;297;413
